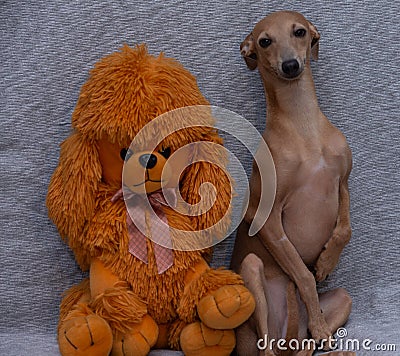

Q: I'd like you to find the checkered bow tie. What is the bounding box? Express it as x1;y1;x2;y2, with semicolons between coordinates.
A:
112;187;176;274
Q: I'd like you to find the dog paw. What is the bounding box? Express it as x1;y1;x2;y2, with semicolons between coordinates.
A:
180;321;235;356
197;284;255;329
308;314;332;348
112;315;159;356
314;247;340;282
59;314;113;356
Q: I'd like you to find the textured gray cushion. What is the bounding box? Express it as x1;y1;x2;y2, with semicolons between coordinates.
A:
1;1;399;355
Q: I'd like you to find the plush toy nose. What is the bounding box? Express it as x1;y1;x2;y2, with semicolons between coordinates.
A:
139;153;158;169
282;59;300;76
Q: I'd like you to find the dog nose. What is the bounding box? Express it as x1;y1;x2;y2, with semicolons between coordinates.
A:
282;59;300;76
139;153;157;169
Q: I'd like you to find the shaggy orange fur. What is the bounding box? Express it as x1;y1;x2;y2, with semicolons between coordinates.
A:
47;44;254;356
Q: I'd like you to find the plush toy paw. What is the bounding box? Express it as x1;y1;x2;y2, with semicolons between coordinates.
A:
112;314;159;356
180;321;235;356
58;314;113;356
198;284;255;329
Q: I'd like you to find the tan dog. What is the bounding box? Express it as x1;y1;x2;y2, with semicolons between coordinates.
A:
231;11;354;356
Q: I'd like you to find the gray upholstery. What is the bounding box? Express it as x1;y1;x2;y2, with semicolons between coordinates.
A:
1;1;399;355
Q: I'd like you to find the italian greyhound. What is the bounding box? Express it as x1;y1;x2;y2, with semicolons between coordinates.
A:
231;11;354;356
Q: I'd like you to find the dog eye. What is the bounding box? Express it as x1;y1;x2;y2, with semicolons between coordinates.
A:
120;148;133;161
259;38;272;48
158;147;171;159
294;29;306;37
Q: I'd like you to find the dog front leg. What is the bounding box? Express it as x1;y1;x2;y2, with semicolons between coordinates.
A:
315;178;351;282
258;212;331;343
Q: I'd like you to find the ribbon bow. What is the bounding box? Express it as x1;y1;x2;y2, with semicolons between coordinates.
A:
112;187;176;274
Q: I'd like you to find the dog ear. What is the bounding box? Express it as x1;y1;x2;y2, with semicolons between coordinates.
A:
307;21;320;61
241;33;258;70
47;131;102;261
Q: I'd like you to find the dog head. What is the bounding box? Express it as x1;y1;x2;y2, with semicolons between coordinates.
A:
241;11;320;79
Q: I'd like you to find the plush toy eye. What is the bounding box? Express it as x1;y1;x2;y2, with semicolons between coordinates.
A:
158;147;171;159
294;28;306;37
120;148;133;161
259;38;272;48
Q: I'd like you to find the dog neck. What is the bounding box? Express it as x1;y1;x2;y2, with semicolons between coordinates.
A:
260;66;323;135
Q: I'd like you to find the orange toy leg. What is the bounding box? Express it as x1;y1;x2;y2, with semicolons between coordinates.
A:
111;314;159;356
59;303;113;356
58;279;113;356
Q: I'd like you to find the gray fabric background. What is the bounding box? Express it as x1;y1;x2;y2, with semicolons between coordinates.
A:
1;1;399;355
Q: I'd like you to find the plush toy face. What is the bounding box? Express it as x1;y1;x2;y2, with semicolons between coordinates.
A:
122;147;171;194
98;136;191;195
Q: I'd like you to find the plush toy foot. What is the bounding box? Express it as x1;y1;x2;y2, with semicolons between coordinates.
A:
180;321;235;356
59;314;113;356
198;284;255;329
112;314;159;356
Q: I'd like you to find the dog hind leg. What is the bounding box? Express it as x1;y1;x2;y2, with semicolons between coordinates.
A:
237;254;275;356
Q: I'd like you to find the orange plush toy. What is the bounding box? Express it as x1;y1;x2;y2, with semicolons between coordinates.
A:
47;44;255;356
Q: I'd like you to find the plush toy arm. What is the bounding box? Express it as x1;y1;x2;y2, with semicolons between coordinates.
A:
88;258;147;333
